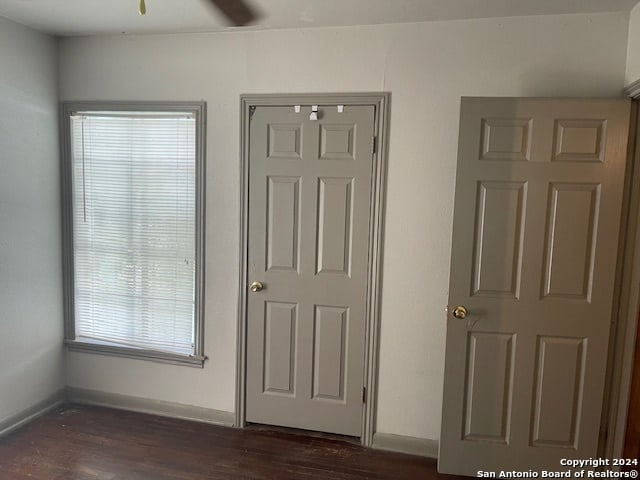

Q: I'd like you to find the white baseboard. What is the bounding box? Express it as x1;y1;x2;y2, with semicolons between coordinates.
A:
66;387;235;427
372;432;438;458
0;389;66;438
1;388;436;461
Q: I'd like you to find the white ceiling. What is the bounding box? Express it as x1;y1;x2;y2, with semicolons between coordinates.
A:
0;0;638;37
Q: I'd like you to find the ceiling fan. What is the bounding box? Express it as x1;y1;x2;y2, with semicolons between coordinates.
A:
138;0;258;26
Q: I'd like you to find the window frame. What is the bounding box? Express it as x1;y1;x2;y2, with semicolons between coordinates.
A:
60;101;207;367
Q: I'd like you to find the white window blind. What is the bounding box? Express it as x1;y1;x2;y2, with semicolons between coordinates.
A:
70;111;196;356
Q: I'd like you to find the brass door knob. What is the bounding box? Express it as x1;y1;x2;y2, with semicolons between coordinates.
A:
452;306;468;319
249;281;264;292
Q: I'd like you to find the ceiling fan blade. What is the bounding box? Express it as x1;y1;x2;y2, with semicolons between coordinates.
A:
207;0;258;26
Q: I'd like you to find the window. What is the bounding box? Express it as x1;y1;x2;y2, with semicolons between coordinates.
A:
61;102;206;366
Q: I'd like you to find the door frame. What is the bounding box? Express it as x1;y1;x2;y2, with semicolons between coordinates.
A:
235;93;390;446
603;89;640;457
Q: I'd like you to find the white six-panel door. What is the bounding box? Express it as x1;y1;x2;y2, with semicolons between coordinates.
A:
246;105;375;436
440;98;630;475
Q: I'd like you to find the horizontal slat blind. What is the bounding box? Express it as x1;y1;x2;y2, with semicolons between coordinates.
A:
70;112;196;356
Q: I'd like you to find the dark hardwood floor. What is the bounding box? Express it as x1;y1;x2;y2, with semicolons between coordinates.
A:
0;404;465;480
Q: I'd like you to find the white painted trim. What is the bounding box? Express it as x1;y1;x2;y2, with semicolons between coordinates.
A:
603;101;640;457
0;389;66;438
60;101;208;366
66;387;235;427
236;93;390;447
625;79;640;99
372;432;438;458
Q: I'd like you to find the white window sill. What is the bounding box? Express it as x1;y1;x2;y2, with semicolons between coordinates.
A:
64;339;207;368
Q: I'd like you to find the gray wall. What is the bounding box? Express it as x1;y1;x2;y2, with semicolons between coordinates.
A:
58;12;629;441
0;17;64;423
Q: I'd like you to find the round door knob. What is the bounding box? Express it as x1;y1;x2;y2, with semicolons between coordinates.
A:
249;281;264;292
452;306;468;319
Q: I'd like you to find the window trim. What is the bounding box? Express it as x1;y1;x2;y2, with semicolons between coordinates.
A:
60;101;207;367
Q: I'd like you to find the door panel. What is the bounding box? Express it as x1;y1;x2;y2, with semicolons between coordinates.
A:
263;301;297;395
531;336;586;448
472;181;526;298
463;332;515;443
266;176;300;272
542;183;599;300
552;120;606;163
246;105;375;436
440;98;630;475
268;124;302;159
316;177;353;276
312;305;348;401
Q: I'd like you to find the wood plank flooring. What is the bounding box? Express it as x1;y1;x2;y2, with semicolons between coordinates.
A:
0;404;465;480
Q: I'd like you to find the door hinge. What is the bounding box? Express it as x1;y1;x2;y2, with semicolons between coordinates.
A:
371;136;377;154
249;105;257;122
362;386;367;403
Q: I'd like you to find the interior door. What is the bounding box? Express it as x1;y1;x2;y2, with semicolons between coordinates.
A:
246;104;375;436
440;98;630;475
